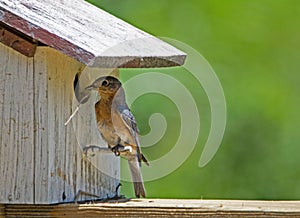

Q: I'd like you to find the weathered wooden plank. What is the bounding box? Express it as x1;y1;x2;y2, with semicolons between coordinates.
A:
0;43;7;204
32;47;120;204
0;45;120;204
33;47;50;203
1;199;300;217
0;0;186;68
46;47;76;203
14;42;35;203
0;204;4;218
0;43;34;203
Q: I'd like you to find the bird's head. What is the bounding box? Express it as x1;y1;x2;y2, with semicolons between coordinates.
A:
85;76;122;97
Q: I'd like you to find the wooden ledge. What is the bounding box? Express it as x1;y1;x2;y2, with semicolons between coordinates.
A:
1;199;300;217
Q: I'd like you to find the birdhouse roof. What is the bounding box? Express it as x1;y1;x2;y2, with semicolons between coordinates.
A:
0;0;186;68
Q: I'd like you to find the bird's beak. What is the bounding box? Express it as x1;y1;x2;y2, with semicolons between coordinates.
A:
85;84;97;90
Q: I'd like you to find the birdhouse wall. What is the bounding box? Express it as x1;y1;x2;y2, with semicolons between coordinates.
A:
0;44;120;204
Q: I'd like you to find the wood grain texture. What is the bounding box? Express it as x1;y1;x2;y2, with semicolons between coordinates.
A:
33;47;49;203
0;43;34;203
0;204;4;218
0;45;120;204
33;47;120;204
1;199;300;217
0;0;186;68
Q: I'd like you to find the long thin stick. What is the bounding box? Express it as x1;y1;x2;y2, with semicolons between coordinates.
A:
64;105;80;126
64;94;90;126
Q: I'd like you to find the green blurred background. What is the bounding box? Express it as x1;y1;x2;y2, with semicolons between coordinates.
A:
87;0;300;199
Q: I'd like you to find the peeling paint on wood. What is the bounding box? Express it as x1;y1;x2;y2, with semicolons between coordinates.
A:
0;43;35;203
0;0;186;68
0;44;120;204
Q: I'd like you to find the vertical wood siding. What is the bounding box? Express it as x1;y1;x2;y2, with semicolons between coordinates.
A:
0;44;120;204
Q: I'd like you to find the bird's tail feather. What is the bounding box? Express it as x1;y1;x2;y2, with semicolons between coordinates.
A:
140;153;149;166
128;159;146;198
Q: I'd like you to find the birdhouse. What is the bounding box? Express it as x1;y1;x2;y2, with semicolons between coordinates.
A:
0;0;186;204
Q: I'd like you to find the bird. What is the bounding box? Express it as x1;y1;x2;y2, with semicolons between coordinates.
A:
85;75;149;198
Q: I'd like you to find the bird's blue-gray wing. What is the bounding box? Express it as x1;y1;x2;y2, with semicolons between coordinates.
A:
117;105;149;166
117;105;140;135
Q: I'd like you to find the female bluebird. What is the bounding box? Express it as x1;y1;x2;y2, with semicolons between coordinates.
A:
86;76;148;198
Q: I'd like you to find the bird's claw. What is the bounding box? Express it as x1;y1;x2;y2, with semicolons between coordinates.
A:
112;144;133;156
112;147;121;156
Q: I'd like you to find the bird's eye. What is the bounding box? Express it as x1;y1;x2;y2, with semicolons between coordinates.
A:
102;80;109;86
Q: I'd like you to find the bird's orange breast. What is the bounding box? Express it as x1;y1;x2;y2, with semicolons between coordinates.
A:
95;101;120;147
95;100;137;147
